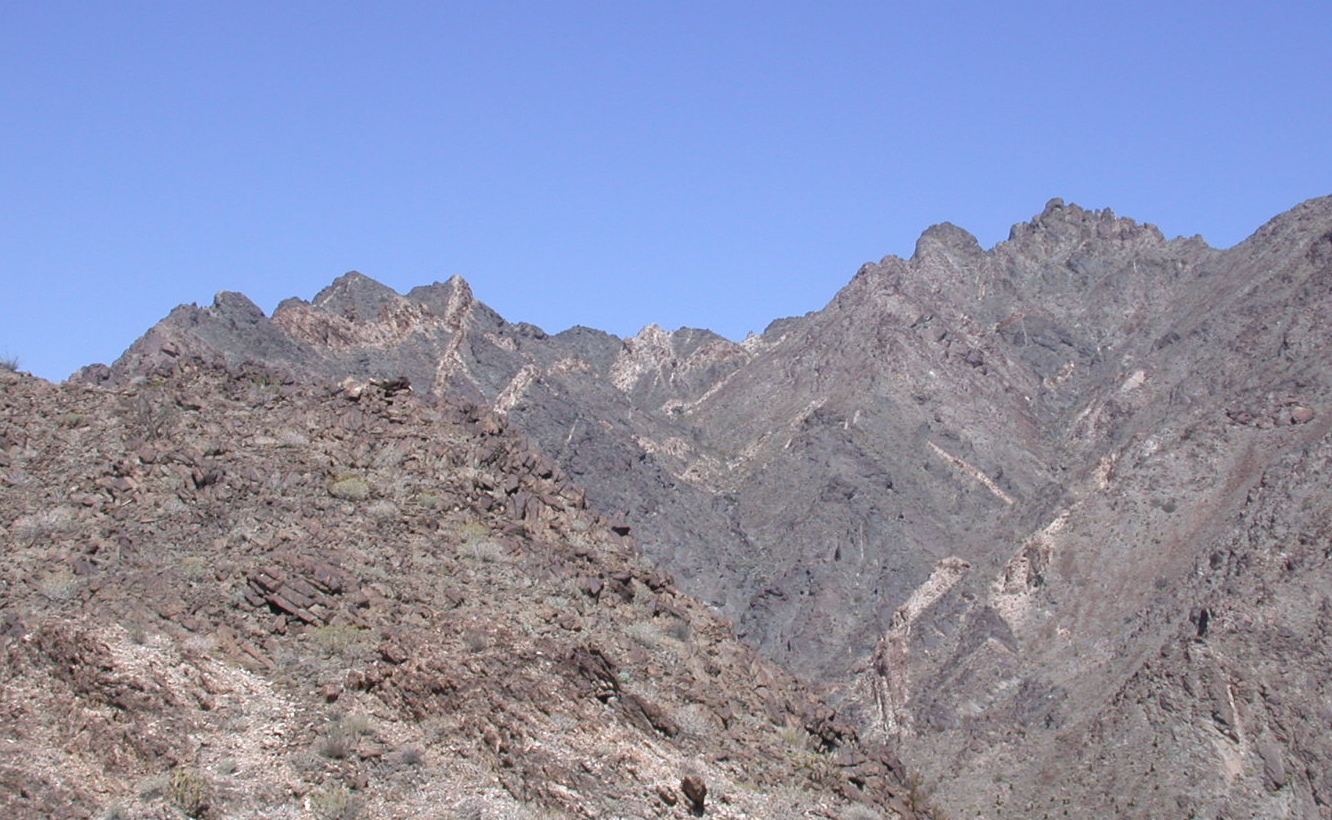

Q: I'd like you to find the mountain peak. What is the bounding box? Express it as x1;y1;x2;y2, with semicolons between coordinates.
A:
310;271;401;321
911;221;985;262
210;290;267;322
1006;198;1166;248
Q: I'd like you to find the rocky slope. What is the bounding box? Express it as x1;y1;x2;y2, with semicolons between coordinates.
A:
0;362;920;820
77;195;1332;818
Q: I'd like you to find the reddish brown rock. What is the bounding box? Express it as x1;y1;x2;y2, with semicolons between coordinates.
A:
681;774;707;815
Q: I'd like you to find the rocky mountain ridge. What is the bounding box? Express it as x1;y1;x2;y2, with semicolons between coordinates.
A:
76;195;1332;818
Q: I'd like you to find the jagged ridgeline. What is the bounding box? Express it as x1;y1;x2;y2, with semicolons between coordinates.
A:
0;363;923;819
31;195;1332;818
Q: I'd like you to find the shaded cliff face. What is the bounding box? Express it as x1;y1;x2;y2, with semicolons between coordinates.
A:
83;196;1332;817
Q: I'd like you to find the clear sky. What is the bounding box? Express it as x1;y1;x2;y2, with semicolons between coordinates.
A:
3;2;1329;381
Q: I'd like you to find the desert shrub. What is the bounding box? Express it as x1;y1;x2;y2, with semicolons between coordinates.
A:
0;355;19;372
277;429;309;447
626;620;665;652
318;713;371;759
11;506;75;545
904;772;936;815
125;387;178;439
397;746;425;766
467;537;508;563
342;712;371;735
328;473;371;501
673;703;723;738
662;616;692;643
37;569;79;603
777;725;806;749
520;804;577;820
317;722;356;759
838;805;884;820
367;499;399;519
180;555;212;581
463;629;490;652
310;623;371;657
309;783;361;820
101;804;129;820
415;490;444;509
457;519;489;541
794;749;838;782
166;768;209;817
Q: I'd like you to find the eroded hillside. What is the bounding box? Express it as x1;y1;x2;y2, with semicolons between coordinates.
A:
0;362;919;820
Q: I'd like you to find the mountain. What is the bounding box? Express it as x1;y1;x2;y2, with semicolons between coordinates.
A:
0;362;922;819
76;195;1332;818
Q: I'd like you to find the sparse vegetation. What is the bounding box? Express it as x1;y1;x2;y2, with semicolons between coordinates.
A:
102;803;130;820
456;519;489;543
318;722;356;759
794;749;838;782
11;506;75;545
837;805;884;820
467;537;509;563
904;772;944;818
777;725;806;749
310;622;371;657
367;499;399;518
626;620;666;651
398;745;425;766
318;713;371;759
328;472;371;501
0;354;19;372
36;569;79;603
662;615;691;642
277;429;310;447
166;768;209;818
309;783;360;820
673;703;722;738
463;628;490;652
124;386;178;439
180;555;212;581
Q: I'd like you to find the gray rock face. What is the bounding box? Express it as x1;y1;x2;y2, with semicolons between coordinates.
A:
86;196;1332;817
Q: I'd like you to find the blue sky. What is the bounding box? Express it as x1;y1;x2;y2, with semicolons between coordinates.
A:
3;2;1329;381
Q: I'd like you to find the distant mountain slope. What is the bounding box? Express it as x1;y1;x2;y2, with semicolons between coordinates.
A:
80;196;1332;818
